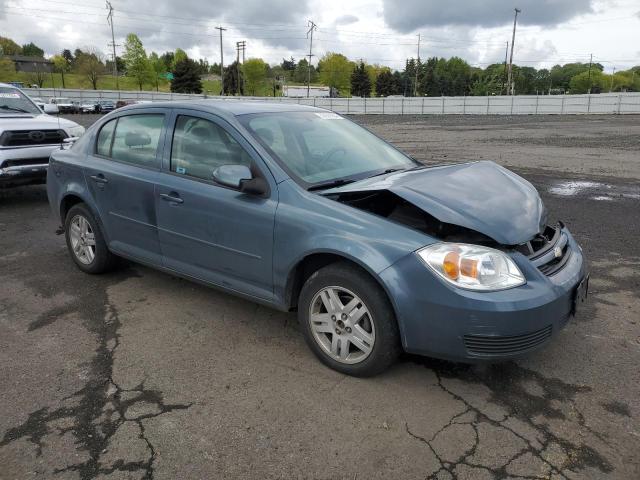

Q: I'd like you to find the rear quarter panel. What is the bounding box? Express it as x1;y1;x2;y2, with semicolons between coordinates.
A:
47;145;105;238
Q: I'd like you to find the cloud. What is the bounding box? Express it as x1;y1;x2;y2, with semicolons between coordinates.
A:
127;0;310;49
382;0;595;32
335;14;359;26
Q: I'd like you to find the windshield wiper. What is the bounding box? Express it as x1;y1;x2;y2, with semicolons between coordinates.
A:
0;105;30;113
307;178;358;192
367;167;406;178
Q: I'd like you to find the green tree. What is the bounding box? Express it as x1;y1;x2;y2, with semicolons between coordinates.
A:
569;70;607;93
159;51;174;71
469;63;504;96
62;49;74;65
122;33;152;90
281;57;296;73
375;69;397;97
550;63;603;92
0;36;22;55
22;42;44;57
318;53;353;95
171;58;203;94
173;49;188;69
74;49;105;89
148;52;165;91
242;58;268;95
404;58;418;96
293;58;317;84
350;61;372;97
51;54;70;88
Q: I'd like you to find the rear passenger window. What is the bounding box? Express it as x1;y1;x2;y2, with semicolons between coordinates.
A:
96;119;116;156
110;114;164;168
171;115;252;181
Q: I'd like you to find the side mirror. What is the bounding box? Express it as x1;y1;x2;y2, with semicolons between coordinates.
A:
212;164;268;196
44;104;59;114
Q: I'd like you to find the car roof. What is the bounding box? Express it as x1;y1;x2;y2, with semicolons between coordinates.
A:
118;99;322;117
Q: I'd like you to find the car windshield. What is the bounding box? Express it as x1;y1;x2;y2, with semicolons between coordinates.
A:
239;111;418;187
0;87;41;114
53;98;71;103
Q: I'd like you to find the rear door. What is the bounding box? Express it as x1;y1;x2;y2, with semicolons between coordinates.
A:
155;109;278;301
84;109;168;264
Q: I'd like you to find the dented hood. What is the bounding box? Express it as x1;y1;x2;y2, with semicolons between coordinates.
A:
324;161;546;245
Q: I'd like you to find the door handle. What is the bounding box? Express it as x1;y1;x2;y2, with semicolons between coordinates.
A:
90;174;108;184
160;193;184;204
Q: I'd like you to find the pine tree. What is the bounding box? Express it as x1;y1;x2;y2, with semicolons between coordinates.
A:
375;70;396;97
350;61;372;97
171;58;203;94
223;61;244;95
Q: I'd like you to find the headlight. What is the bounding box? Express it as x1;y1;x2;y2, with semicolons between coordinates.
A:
417;243;525;291
67;125;85;138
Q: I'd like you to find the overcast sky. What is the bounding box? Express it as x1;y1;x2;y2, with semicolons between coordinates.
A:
0;0;638;72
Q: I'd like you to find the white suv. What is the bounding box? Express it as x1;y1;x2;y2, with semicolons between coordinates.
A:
0;83;85;188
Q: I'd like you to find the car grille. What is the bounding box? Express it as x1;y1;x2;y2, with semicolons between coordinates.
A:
464;325;552;356
0;129;68;147
515;224;571;276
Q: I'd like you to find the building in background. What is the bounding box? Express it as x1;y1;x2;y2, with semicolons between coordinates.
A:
4;55;52;73
283;85;336;98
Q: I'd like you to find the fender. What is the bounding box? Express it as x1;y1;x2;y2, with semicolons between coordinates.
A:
272;181;432;310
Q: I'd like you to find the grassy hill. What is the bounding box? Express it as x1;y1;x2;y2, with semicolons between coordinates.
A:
0;71;283;97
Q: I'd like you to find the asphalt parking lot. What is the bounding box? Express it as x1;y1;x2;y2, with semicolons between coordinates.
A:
1;113;639;479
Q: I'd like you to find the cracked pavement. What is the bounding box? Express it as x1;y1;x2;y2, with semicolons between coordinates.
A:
1;114;639;479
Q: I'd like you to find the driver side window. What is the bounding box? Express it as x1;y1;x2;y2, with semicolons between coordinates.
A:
170;115;251;182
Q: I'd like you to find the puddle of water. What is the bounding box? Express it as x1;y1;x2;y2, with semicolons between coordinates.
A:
549;181;603;196
551;181;640;201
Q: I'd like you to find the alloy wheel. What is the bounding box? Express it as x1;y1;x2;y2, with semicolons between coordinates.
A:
308;286;376;364
69;214;96;265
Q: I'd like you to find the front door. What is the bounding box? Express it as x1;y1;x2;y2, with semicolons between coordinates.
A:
84;110;167;264
155;111;277;301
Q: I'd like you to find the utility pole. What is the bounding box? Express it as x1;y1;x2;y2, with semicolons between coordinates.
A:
306;20;317;98
506;8;521;96
501;41;509;95
236;41;246;95
216;26;226;95
414;33;421;97
610;67;616;92
106;1;119;90
587;53;593;93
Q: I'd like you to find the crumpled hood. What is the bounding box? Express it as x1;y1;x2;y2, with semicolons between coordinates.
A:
324;161;546;245
0;113;79;133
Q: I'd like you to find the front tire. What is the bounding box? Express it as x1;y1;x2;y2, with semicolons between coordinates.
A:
64;203;117;274
298;262;401;377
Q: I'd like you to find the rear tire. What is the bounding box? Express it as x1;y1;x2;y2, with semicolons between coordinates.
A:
64;203;117;274
298;262;401;377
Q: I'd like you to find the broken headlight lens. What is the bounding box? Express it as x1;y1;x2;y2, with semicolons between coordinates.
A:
417;243;526;291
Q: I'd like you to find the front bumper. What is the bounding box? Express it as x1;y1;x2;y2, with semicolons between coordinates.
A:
379;227;586;362
0;145;59;187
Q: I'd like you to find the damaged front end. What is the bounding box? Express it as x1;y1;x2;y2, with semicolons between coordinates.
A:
323;161;571;278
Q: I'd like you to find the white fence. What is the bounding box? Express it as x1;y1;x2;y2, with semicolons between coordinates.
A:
22;88;640;115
